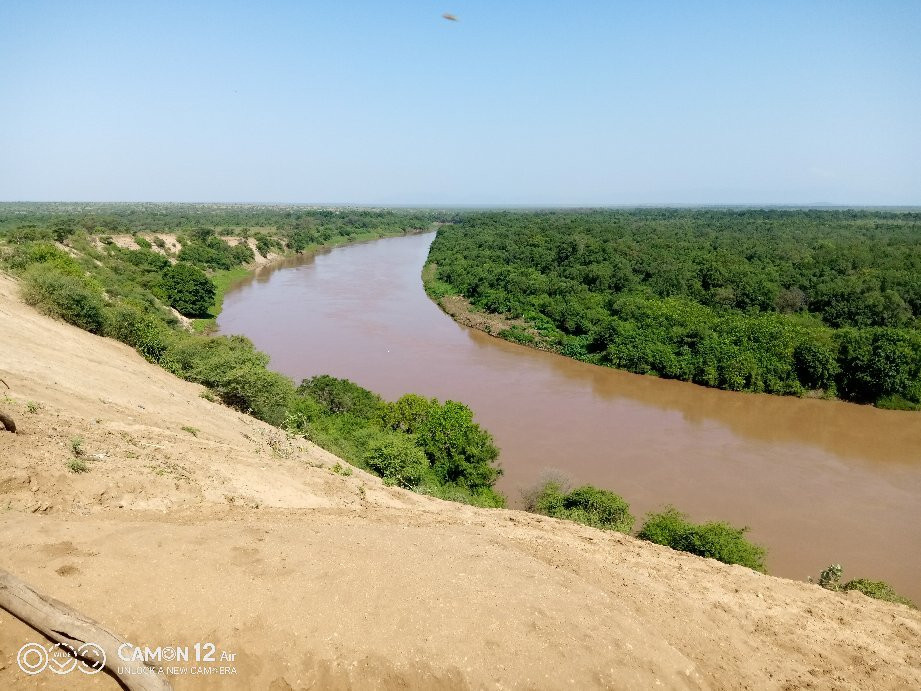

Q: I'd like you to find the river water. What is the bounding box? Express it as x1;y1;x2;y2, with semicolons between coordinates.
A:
218;232;921;600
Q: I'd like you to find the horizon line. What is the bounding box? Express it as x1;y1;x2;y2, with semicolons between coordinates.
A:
1;201;920;211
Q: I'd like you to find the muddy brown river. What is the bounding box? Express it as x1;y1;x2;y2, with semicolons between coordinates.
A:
218;232;921;601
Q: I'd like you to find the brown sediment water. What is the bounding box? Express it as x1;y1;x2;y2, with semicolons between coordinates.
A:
218;232;921;601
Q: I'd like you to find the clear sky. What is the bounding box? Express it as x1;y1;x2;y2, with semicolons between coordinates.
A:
1;1;919;205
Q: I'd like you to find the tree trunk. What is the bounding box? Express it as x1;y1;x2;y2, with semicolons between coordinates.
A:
0;567;171;690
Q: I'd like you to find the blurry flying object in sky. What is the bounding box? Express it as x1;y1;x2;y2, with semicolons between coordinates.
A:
442;13;458;21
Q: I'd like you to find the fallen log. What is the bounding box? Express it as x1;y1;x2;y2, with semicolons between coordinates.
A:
0;567;171;690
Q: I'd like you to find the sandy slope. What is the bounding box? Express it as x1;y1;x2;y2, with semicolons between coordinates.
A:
0;272;918;690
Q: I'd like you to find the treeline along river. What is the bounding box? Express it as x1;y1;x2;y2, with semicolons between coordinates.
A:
218;232;921;601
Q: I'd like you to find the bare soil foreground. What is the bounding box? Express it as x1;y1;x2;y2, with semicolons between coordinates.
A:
0;274;919;690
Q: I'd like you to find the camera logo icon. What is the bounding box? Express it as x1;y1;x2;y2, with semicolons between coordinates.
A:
17;641;105;676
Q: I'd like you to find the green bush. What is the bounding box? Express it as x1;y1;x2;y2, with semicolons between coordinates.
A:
638;507;767;572
6;242;83;275
816;563;843;590
381;393;435;433
364;433;429;488
417;482;506;508
527;481;634;533
814;564;915;608
254;232;280;257
836;328;921;405
157;262;216;317
293;386;505;503
874;394;921;411
842;579;915;608
117;246;170;273
7;224;52;243
21;264;106;333
793;335;839;391
178;235;253;270
298;375;384;419
103;301;175;361
411;399;501;492
162;335;295;425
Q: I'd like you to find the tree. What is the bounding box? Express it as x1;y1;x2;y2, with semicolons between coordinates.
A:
382;394;437;433
416;400;501;491
793;335;839;391
157;262;215;317
835;328;921;404
297;375;383;418
50;218;77;242
364;433;429;488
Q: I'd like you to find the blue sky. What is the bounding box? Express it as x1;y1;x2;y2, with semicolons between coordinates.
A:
1;1;919;205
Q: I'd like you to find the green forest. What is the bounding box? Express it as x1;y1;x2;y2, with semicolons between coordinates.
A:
426;209;921;409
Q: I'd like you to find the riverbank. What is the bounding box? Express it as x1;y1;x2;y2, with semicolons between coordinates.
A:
423;262;555;349
2;271;920;689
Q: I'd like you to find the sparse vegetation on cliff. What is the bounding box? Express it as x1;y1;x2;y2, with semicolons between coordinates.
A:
524;479;766;573
637;507;767;573
814;563;915;608
525;479;634;533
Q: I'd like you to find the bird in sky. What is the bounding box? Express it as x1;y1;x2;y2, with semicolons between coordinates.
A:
442;12;458;21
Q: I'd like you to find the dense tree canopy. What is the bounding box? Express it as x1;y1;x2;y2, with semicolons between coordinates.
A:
427;209;921;408
157;262;216;317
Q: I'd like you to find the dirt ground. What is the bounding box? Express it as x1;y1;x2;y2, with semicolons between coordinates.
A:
0;272;919;690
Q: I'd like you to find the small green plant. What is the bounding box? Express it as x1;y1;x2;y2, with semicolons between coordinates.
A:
265;430;291;457
67;458;88;473
26;401;40;414
330;462;353;477
199;390;216;402
69;437;84;456
816;563;843;590
814;564;915;608
181;425;199;437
